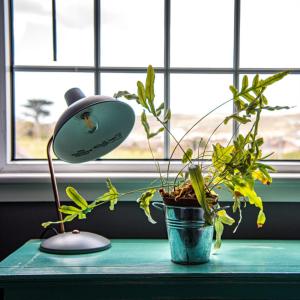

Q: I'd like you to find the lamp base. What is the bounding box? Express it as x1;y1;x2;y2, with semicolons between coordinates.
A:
40;230;111;254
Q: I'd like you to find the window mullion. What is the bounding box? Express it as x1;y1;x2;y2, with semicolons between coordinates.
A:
164;0;171;160
94;0;100;95
9;0;16;162
233;0;241;140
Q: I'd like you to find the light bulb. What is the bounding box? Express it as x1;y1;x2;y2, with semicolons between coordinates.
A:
81;112;98;133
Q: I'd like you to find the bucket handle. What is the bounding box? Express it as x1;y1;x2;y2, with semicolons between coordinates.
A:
152;201;165;211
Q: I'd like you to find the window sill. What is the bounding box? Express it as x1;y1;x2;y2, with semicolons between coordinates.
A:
1;160;300;183
0;171;164;183
0;172;299;203
1;170;300;183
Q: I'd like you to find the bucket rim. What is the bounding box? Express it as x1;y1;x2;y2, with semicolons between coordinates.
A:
163;204;206;211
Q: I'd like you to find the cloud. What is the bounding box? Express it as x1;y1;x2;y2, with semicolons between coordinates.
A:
14;1;50;16
14;0;92;28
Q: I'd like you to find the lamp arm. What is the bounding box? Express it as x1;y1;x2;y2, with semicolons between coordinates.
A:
47;136;65;233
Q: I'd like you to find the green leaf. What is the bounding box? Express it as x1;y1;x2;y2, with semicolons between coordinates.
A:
240;91;255;102
233;115;251;124
256;163;276;172
241;75;249;91
59;205;82;215
259;71;289;88
262;105;291;111
256;137;264;147
78;213;86;220
233;197;240;213
234;97;246;111
234;182;263;210
217;209;235;225
229;85;238;96
113;90;139;101
66;187;88;209
182;148;193;164
214;218;224;250
137;81;147;108
137;189;157;224
148;127;164;139
145;65;155;102
89;192;111;207
163;108;171;123
261;95;268;105
155;102;164;116
224;114;251;125
141;110;150;136
189;164;212;224
212;143;234;171
41;214;77;228
252;74;259;87
257;210;266;228
106;178;119;211
252;169;271;185
41;221;53;228
64;214;78;222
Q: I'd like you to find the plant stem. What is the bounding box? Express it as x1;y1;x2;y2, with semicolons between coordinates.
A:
166;97;234;188
200;120;225;162
94;183;176;206
147;138;164;186
197;138;204;167
154;116;192;191
156;117;190;161
169;98;234;160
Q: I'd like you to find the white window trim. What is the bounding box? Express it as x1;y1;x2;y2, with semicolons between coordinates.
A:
1;0;300;183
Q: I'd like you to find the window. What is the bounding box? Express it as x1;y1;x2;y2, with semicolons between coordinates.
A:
2;0;300;176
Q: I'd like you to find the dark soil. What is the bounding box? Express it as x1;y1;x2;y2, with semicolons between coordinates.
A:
159;182;218;208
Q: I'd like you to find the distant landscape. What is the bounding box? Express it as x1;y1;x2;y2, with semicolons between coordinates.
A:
15;112;300;160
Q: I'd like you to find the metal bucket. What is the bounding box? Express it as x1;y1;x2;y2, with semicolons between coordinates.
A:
153;202;213;264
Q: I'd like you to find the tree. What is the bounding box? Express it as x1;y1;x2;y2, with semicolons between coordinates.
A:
23;99;53;138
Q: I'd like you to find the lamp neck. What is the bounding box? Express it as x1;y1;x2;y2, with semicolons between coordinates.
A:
47;136;65;233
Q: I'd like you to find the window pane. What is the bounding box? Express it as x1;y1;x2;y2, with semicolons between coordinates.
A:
171;0;234;68
15;72;94;159
101;0;164;67
239;74;300;160
100;73;164;159
14;0;94;66
170;74;233;159
240;0;300;68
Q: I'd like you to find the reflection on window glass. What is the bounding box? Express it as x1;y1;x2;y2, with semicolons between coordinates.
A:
14;72;94;159
241;0;300;68
239;74;300;160
170;74;233;159
171;0;234;67
101;0;164;67
14;0;94;66
100;73;165;159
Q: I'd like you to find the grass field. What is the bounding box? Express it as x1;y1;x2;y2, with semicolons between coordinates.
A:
15;116;300;161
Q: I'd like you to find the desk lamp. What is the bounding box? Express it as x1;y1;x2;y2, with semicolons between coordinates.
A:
40;88;135;254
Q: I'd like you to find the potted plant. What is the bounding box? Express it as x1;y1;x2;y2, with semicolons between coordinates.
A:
43;66;290;264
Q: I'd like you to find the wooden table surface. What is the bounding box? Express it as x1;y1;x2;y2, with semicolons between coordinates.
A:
1;239;300;299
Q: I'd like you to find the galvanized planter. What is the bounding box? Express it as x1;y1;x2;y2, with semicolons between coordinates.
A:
153;202;214;265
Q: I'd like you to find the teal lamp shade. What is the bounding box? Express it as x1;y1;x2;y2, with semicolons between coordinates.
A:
53;88;135;163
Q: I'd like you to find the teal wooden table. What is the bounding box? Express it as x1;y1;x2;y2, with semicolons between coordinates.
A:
1;239;300;300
